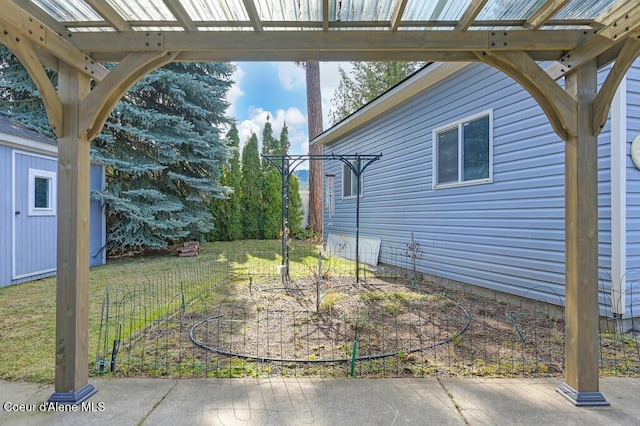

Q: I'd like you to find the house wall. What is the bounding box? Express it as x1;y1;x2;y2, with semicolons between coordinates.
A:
0;144;12;287
627;59;640;317
323;61;634;316
0;143;106;288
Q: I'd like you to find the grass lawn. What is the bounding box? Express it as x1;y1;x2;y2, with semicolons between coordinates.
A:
0;240;322;383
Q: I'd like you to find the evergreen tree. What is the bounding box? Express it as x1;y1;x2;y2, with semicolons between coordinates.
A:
240;133;263;239
278;124;304;237
208;124;242;241
91;62;235;253
1;45;235;253
329;62;423;125
261;118;282;239
0;45;54;137
288;173;304;237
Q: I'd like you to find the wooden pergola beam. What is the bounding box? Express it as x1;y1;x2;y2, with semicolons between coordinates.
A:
546;2;640;80
390;0;409;31
84;0;132;32
593;36;640;135
12;0;68;35
0;25;62;137
81;51;180;141
455;0;489;31
68;29;591;58
163;0;198;32
475;50;577;139
242;0;263;32
322;0;329;31
0;0;108;81
524;0;571;30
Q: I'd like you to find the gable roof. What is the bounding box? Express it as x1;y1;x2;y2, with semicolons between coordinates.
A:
0;114;57;146
310;62;470;147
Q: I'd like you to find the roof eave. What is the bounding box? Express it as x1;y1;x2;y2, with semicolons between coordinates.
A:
311;62;470;147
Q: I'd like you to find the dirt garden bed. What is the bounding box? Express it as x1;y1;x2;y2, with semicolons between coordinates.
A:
98;267;610;379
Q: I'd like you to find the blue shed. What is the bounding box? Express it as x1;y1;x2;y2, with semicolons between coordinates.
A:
0;114;106;287
312;59;640;321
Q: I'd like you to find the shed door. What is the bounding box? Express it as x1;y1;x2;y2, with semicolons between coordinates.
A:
12;151;57;280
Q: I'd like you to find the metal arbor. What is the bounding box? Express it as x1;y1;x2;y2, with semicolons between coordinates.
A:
262;153;382;283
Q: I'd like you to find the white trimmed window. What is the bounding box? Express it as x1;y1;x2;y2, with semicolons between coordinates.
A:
342;160;363;198
28;169;56;216
433;110;493;188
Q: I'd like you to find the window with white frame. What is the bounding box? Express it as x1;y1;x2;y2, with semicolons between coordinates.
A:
342;160;363;198
28;169;56;216
433;110;493;188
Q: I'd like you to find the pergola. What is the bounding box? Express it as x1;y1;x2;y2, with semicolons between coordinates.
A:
0;0;638;407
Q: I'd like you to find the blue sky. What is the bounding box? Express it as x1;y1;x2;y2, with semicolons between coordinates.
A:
227;62;351;165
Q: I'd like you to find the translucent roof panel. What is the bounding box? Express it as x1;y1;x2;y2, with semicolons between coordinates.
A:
105;0;176;21
331;0;395;22
32;0;103;22
68;27;117;32
255;0;322;21
554;0;617;19
20;0;634;33
477;0;547;21
180;0;249;21
402;0;470;21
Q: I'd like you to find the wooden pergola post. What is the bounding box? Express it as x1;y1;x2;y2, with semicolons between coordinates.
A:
557;59;609;406
48;62;97;404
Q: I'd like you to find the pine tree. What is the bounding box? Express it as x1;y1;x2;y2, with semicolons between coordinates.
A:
289;173;304;237
91;62;234;253
329;62;423;125
240;133;263;239
208;124;242;241
277;124;304;237
0;45;54;137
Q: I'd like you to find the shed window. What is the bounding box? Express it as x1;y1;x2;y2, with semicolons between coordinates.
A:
28;169;56;216
433;110;493;188
342;160;363;198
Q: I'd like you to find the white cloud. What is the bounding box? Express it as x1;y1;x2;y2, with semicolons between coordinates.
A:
320;62;353;130
226;64;245;118
277;62;306;91
236;106;307;157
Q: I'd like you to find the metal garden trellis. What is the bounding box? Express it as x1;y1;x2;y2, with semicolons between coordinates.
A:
262;153;382;284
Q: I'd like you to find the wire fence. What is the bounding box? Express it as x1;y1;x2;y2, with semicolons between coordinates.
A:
92;244;640;379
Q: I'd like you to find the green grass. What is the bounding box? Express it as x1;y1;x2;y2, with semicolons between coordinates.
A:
0;239;325;383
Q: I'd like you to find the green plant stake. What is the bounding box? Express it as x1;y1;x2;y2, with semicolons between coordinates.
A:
350;340;358;377
507;315;526;343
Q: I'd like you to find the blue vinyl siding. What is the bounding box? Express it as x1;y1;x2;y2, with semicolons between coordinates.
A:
0;145;11;287
13;152;58;279
0;141;106;287
627;58;640;316
323;61;629;314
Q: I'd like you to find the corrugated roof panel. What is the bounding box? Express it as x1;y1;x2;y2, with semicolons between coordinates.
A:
402;0;471;21
105;0;175;21
554;0;617;19
477;0;546;21
68;27;117;32
180;0;249;21
333;0;395;22
32;0;102;22
254;0;321;21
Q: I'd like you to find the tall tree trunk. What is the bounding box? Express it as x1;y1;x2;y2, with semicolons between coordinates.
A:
306;60;323;234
